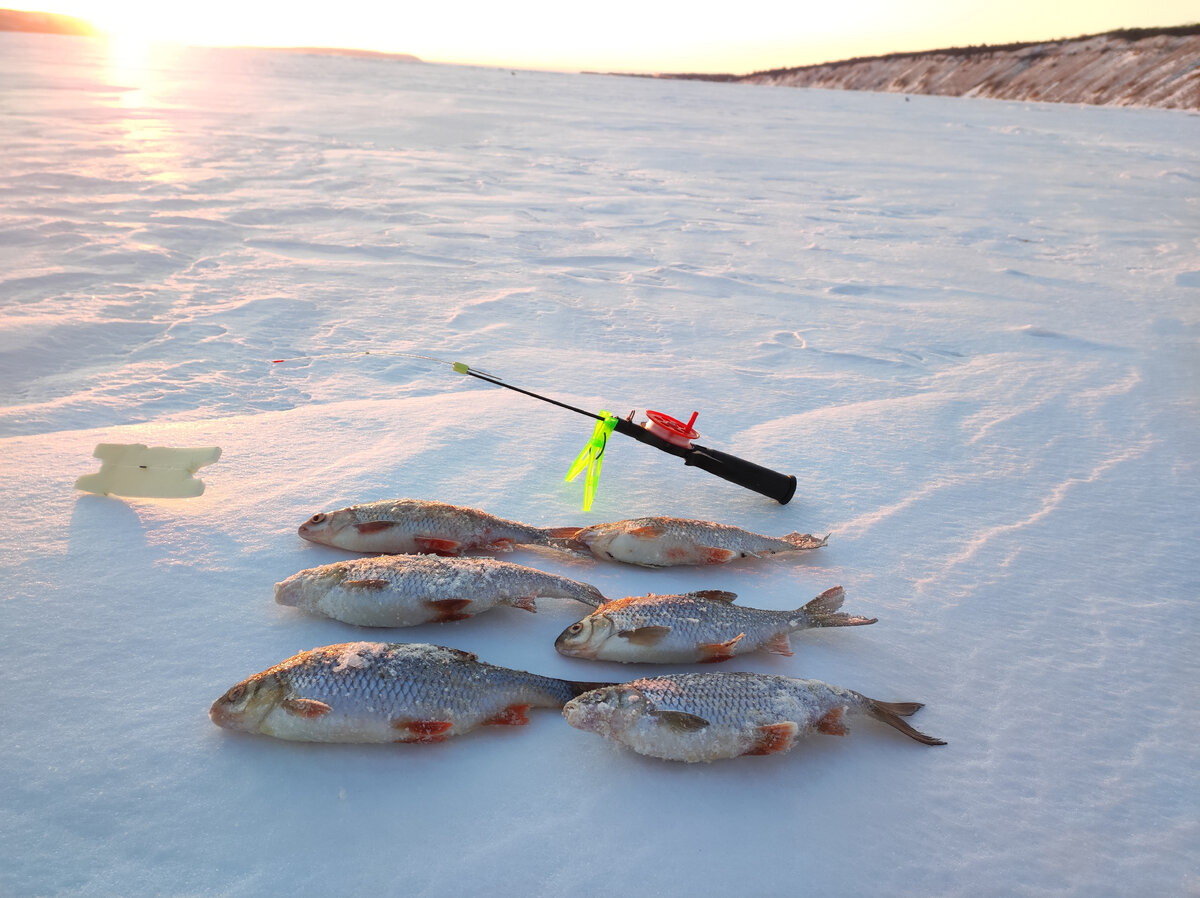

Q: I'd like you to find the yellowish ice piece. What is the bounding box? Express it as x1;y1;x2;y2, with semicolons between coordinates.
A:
75;444;222;498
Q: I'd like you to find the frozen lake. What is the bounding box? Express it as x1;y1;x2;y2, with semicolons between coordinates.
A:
1;31;1198;897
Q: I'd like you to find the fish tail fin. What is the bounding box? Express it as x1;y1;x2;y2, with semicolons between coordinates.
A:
783;532;829;550
797;586;877;628
577;583;608;608
565;680;617;699
860;695;946;745
542;526;589;553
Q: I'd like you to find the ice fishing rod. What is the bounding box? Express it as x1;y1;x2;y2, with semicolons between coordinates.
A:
272;351;797;507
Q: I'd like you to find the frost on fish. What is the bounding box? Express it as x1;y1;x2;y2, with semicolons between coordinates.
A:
274;555;605;627
554;586;874;663
564;517;828;567
209;642;608;744
562;672;945;762
297;498;580;556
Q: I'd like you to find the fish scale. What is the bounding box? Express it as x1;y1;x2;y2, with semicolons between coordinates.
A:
275;555;605;626
210;642;601;743
554;587;875;663
563;672;945;762
569;516;827;566
297;498;577;556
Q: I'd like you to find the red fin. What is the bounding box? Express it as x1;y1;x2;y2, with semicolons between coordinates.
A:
698;632;745;663
415;536;462;555
354;521;396;534
507;594;538;613
629;524;667;538
483;704;531;726
765;632;794;656
816;707;848;736
426;598;473;622
281;698;332;718
543;527;584;540
744;721;799;755
394;719;453;743
702;547;736;564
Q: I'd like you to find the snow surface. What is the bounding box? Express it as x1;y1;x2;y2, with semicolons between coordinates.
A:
2;32;1198;897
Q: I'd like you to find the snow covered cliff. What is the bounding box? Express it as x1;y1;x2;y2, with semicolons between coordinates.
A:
741;30;1200;110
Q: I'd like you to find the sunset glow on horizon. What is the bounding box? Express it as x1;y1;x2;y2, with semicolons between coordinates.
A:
20;1;1200;73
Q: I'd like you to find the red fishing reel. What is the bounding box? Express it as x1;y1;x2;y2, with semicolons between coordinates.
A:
644;410;699;448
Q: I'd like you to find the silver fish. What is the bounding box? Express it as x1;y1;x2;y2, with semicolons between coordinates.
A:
210;642;608;743
563;516;827;566
297;498;579;556
275;555;606;627
554;586;874;663
563;672;945;762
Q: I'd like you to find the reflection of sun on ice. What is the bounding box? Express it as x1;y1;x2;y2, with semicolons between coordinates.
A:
86;4;168;106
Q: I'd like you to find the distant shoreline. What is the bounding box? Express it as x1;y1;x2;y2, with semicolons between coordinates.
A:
644;25;1200;111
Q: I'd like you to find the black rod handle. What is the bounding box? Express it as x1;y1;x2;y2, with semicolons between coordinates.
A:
683;444;797;505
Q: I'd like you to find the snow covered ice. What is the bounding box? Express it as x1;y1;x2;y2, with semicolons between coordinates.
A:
1;32;1198;896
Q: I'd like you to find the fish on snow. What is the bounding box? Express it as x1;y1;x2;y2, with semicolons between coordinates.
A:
554;586;874;663
297;498;580;556
561;516;827;566
210;642;610;743
563;672;945;762
275;554;606;627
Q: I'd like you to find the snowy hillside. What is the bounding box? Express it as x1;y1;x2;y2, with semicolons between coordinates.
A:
738;29;1200;109
1;31;1198;897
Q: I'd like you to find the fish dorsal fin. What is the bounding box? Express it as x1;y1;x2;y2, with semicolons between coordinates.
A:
281;698;332;718
688;589;738;603
618;625;671;646
650;709;710;732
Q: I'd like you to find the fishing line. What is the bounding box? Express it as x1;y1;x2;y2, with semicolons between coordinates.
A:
271;349;797;505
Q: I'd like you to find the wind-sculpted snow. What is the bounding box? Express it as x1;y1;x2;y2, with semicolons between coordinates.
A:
0;30;1197;898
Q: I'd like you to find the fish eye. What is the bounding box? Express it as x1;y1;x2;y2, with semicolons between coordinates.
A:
225;684;246;703
309;513;326;524
568;623;584;635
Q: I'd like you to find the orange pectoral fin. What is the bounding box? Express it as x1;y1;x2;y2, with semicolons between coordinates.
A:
697;632;745;663
414;537;462;555
816;706;848;736
702;547;737;564
394;719;454;743
426;598;474;622
483;704;531;726
281;698;332;718
743;721;799;756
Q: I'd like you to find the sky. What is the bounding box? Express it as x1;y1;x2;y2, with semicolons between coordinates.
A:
18;0;1200;72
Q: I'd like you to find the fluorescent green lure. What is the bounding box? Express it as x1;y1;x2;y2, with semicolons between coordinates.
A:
566;411;617;511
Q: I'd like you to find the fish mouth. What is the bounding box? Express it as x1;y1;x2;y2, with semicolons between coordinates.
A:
273;580;303;606
554;633;598;660
209;697;246;731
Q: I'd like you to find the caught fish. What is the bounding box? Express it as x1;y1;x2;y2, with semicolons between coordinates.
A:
563;672;945;762
554;586;874;663
275;555;606;627
210;642;609;744
562;516;827;566
297;498;579;556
